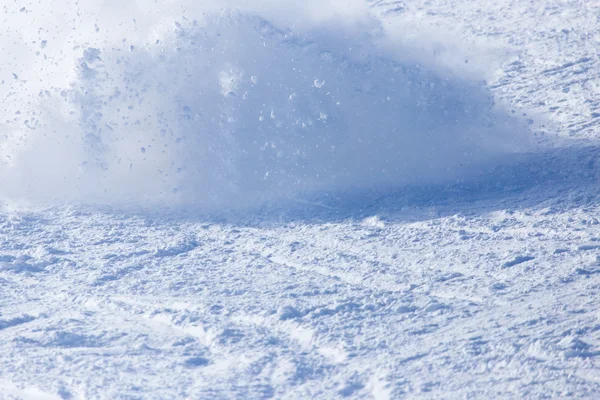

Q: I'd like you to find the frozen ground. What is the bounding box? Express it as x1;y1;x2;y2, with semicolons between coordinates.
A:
2;0;600;399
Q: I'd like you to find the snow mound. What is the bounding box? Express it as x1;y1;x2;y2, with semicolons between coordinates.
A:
0;6;528;210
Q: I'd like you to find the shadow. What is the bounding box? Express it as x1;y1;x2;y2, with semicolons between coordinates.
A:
88;139;600;227
257;140;600;224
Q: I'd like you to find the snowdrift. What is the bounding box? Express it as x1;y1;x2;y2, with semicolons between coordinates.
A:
0;2;528;210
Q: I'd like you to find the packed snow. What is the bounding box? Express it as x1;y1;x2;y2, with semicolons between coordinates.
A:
1;0;600;399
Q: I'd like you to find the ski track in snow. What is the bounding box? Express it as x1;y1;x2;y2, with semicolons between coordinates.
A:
2;0;600;399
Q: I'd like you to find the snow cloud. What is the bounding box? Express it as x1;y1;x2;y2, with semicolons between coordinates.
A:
0;1;529;209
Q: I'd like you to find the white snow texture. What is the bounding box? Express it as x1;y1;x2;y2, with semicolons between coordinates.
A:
3;0;600;399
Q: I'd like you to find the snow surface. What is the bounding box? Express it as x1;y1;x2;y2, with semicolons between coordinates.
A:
1;0;600;399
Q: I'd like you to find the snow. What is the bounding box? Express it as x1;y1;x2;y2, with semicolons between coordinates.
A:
0;5;527;209
1;0;600;399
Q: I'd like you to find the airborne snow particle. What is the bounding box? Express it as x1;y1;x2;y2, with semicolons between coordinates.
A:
314;79;325;88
